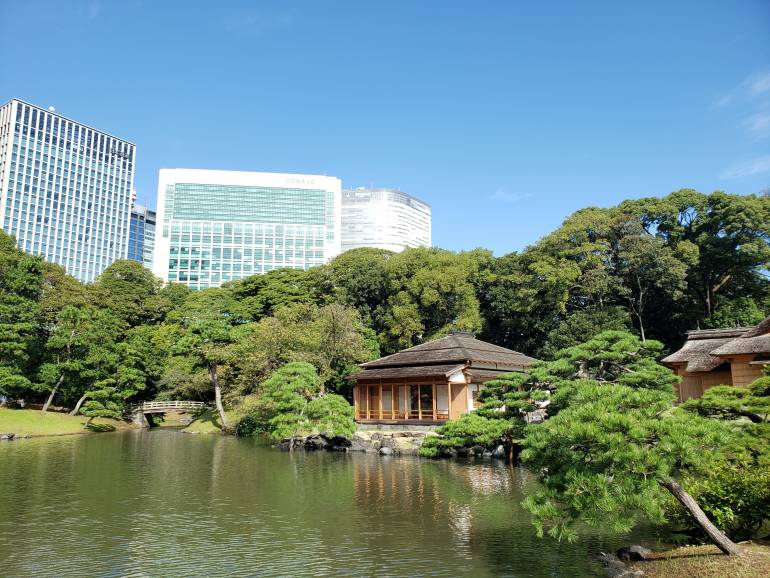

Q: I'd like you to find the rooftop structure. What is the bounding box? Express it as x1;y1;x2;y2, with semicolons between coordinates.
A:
662;316;770;400
351;332;537;424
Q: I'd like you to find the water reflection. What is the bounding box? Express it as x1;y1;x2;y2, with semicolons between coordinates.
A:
0;431;655;577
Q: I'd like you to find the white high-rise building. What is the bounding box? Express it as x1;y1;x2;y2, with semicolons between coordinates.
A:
341;187;431;253
0;99;135;282
154;169;342;289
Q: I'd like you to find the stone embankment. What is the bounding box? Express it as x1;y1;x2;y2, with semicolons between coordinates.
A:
350;430;435;455
276;430;436;456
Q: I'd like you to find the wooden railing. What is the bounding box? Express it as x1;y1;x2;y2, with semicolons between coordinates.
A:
127;401;206;412
357;409;449;421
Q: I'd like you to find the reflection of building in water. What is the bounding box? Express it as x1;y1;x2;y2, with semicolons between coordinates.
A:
353;457;439;515
448;502;473;556
351;456;528;558
445;461;515;496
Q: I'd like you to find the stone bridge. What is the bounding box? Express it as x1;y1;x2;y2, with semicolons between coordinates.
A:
127;400;207;427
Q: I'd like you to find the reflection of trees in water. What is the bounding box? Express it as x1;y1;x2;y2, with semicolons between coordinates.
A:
350;456;637;577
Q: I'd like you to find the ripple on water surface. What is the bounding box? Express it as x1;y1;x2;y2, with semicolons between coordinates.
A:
0;430;655;577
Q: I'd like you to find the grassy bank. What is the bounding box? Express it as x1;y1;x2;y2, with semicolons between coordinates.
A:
0;408;133;437
628;542;770;578
181;408;237;434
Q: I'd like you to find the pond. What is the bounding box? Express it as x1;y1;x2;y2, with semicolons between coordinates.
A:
0;430;656;577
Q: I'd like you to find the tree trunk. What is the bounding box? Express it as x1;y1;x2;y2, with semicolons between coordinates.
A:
635;277;646;342
209;362;229;432
69;393;88;416
659;478;743;556
704;278;713;317
41;374;65;413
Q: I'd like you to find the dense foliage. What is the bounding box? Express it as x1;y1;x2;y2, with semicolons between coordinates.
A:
425;331;765;554
1;188;768;438
422;331;677;457
234;362;355;441
672;374;770;540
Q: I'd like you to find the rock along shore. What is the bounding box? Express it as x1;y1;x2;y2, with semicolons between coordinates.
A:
276;430;436;456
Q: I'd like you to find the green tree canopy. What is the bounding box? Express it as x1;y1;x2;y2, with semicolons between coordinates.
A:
240;362;354;441
90;260;166;326
0;231;44;398
521;381;744;554
229;268;319;321
165;288;247;430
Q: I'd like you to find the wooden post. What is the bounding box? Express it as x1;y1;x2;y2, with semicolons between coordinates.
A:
418;385;422;421
378;382;383;420
393;384;398;419
432;381;437;421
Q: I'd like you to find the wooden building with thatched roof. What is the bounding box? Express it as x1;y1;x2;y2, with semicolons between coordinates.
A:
351;331;538;424
662;315;770;401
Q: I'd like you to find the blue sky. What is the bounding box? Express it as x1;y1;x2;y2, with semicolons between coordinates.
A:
1;0;769;255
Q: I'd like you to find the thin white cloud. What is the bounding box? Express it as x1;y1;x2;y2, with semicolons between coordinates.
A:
713;94;733;108
713;70;770;108
743;110;770;138
721;155;770;179
489;190;533;203
748;71;770;97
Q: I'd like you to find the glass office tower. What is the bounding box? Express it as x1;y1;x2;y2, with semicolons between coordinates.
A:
0;99;135;282
154;169;341;289
341;187;431;253
127;203;156;269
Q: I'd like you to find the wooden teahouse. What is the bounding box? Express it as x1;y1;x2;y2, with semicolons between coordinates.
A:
662;315;770;401
351;331;538;425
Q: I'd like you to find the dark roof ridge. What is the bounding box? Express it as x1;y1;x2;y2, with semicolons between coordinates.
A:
741;315;770;338
359;333;538;369
686;328;748;340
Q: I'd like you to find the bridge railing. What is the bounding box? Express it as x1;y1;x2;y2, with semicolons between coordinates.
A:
126;401;207;412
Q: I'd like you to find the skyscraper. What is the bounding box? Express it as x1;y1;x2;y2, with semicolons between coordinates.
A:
127;203;156;269
153;168;341;289
341;187;431;253
0;99;135;283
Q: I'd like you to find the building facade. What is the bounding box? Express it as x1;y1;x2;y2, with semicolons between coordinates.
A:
341;187;431;253
352;332;537;424
0;99;135;283
153;169;342;289
128;203;156;269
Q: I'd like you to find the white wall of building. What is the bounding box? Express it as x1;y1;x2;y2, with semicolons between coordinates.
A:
341;187;431;253
154;168;341;288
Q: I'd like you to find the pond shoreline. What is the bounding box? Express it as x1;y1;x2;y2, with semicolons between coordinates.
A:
0;408;137;439
1;428;662;577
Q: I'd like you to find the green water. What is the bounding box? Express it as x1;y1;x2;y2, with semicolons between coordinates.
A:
0;430;654;577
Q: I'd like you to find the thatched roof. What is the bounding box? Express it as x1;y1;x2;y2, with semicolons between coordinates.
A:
361;332;537;370
663;315;770;372
711;318;770;356
661;334;739;372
